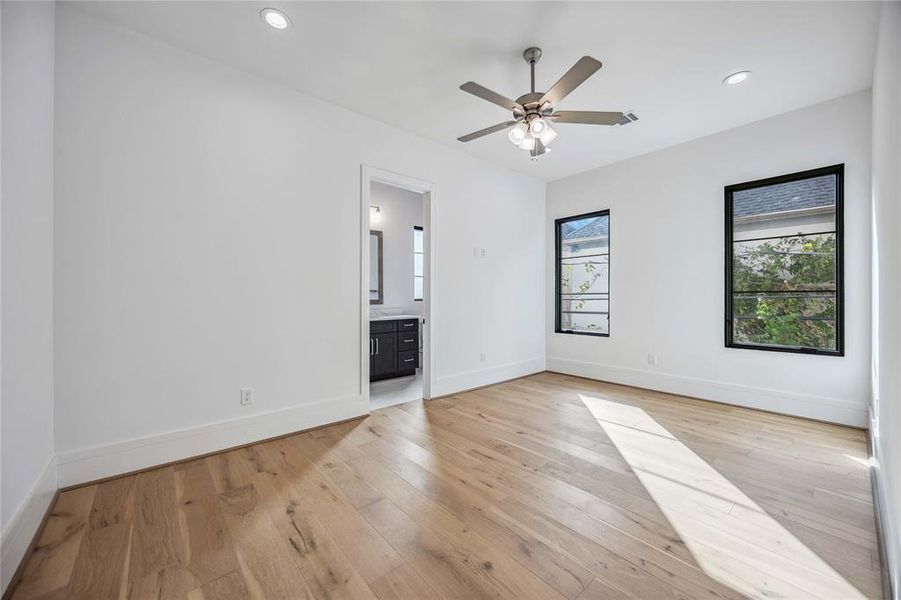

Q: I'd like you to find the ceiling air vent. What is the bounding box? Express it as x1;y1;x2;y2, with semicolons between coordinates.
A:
617;111;639;126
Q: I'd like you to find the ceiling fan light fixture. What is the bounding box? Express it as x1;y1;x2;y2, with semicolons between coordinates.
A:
518;134;536;151
536;123;557;146
507;122;528;145
530;118;547;135
260;8;291;30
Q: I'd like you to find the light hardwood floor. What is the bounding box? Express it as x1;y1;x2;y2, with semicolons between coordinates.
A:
7;373;883;599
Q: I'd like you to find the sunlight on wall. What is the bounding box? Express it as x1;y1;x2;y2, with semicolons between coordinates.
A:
580;394;866;600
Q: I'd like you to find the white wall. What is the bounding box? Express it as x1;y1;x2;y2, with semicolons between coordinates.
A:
870;2;901;596
369;181;423;316
53;6;545;485
1;1;57;592
547;91;871;427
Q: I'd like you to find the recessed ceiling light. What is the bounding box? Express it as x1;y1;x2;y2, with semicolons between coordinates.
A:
723;71;751;85
260;8;291;30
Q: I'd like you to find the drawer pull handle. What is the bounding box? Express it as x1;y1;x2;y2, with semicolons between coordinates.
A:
403;338;415;343
403;358;415;363
403;323;415;327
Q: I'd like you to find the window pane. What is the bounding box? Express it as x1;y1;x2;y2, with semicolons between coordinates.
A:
732;233;836;292
727;167;841;353
557;211;610;336
733;174;836;241
560;297;609;314
732;293;837;350
413;227;424;300
560;258;609;296
560;312;609;335
559;215;609;258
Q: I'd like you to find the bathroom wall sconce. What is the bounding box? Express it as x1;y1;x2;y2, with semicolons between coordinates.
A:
370;205;382;224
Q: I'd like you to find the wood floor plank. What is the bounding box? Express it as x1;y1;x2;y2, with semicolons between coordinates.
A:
205;571;252;600
88;478;134;531
191;571;252;600
344;437;593;599
65;523;130;599
217;484;316;600
354;430;744;600
174;460;239;585
263;436;406;584
8;373;883;600
575;577;633;600
249;466;378;600
369;563;443;600
127;467;186;586
372;404;699;567
346;450;570;599
359;498;491;600
10;486;97;600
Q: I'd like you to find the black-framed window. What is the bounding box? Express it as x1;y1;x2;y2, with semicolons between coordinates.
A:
725;164;844;355
555;210;610;336
413;226;423;301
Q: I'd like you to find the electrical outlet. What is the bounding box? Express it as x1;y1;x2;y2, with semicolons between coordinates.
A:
480;352;487;364
647;353;658;366
240;387;254;406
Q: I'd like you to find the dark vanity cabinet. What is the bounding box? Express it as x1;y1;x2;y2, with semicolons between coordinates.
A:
370;318;419;381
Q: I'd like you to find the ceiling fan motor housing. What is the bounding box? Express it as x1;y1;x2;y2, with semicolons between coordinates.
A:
514;92;548;121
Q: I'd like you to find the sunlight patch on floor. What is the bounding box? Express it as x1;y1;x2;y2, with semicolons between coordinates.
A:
580;394;866;600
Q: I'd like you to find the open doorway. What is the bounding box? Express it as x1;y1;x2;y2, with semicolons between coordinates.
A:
361;167;432;410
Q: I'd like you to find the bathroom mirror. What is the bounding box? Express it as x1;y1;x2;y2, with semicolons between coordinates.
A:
369;230;383;304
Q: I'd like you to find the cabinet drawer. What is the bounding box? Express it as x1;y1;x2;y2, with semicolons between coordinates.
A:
397;350;419;371
397;333;418;351
397;318;419;332
370;320;396;334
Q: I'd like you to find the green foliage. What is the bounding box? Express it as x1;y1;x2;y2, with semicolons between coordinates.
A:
732;233;837;350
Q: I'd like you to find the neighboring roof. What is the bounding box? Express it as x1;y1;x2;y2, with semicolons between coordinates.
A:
733;174;836;218
561;215;609;242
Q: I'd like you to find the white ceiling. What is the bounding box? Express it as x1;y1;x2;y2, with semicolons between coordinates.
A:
74;1;880;181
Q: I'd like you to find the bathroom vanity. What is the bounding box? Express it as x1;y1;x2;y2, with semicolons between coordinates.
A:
370;315;420;381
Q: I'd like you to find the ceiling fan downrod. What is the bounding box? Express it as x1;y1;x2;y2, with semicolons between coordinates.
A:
523;47;542;94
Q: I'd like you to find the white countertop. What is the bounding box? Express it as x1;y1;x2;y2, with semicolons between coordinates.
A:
370;314;420;322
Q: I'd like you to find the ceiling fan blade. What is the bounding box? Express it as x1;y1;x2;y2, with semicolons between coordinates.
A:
540;56;603;107
460;82;523;112
457;121;519;143
550;110;625;125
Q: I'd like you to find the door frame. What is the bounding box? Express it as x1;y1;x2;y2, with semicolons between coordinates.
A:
360;165;434;405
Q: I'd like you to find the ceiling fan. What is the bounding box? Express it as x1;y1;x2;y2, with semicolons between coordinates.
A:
457;47;637;158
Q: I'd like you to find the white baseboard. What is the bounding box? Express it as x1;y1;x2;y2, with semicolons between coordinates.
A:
57;394;368;488
431;356;546;399
870;428;899;600
1;456;58;594
546;357;867;427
